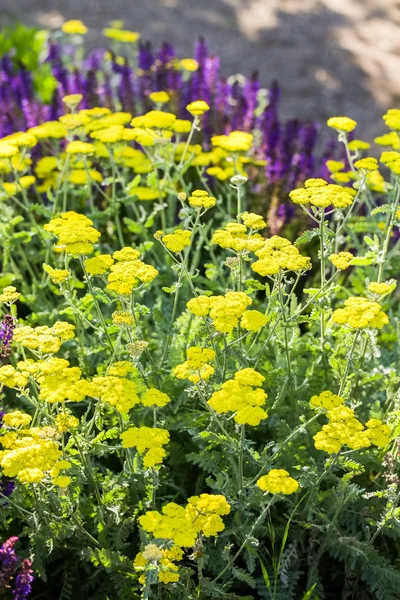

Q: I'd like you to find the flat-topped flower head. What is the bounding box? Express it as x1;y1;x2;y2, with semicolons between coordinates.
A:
354;157;378;172
310;390;344;410
368;281;396;296
290;180;354;209
62;20;88;35
332;297;389;329
328;252;354;270
120;426;169;467
131;110;176;130
161;230;191;253
188;189;216;209
382;108;400;131
44;212;100;255
186;100;210;116
380;151;400;175
103;28;140;43
252;236;311;277
327;116;357;133
149;91;170;105
208;368;268;426
211;131;253;152
257;469;299;495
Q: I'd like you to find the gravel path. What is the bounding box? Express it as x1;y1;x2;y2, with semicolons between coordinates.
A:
1;0;400;138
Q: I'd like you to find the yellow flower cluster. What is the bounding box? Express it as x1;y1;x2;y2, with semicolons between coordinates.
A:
92;373;140;413
368;282;395;296
43;264;69;284
257;469;299;495
13;322;75;354
186;100;210;116
120;426;170;467
141;388;171;408
54;412;79;433
314;405;391;453
161;230;192;253
103;27;139;43
327;116;357;133
139;494;230;548
173;346;216;383
208;368;268;426
187;291;252;333
328;251;354;270
380;151;400;175
188;189;216;209
112;310;134;326
2;411;32;428
131;110;176;130
332;297;389;329
0;428;62;483
36;358;93;404
106;247;158;295
241;212;267;230
354;157;378;172
44;211;101;255
62;19;88;35
211;131;253;152
212;221;264;253
0;286;21;303
310;390;344;410
84;254;114;275
289;179;354;209
134;544;183;585
382;109;400;131
251;236;311;277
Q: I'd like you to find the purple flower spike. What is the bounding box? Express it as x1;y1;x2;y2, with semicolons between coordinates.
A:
0;537;18;594
13;558;34;600
0;315;15;362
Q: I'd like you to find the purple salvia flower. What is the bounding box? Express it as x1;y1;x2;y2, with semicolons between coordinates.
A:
194;37;208;67
0;315;15;362
13;558;34;600
0;479;15;497
0;537;18;594
138;41;154;72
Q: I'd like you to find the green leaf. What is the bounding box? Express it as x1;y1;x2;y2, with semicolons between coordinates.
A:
256;553;271;589
371;204;391;215
302;583;317;599
295;229;320;247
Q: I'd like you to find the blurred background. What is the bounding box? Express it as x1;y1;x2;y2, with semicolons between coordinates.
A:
1;0;400;138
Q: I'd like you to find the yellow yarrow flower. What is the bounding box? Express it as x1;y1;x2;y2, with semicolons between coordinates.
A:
327;116;357;133
188;189;216;209
120;426;169;467
62;20;88;35
43;264;69;285
332;297;389;329
186;100;210;116
368;281;395;296
161;230;191;253
173;347;216;383
328;252;354;270
62;94;83;109
103;28;140;43
354;157;378;172
383;109;400;131
289;179;354;209
149;91;170;104
257;469;299;495
66;141;95;155
84;254;114;275
2;411;32;428
0;286;20;304
208;368;267;426
180;59;199;72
